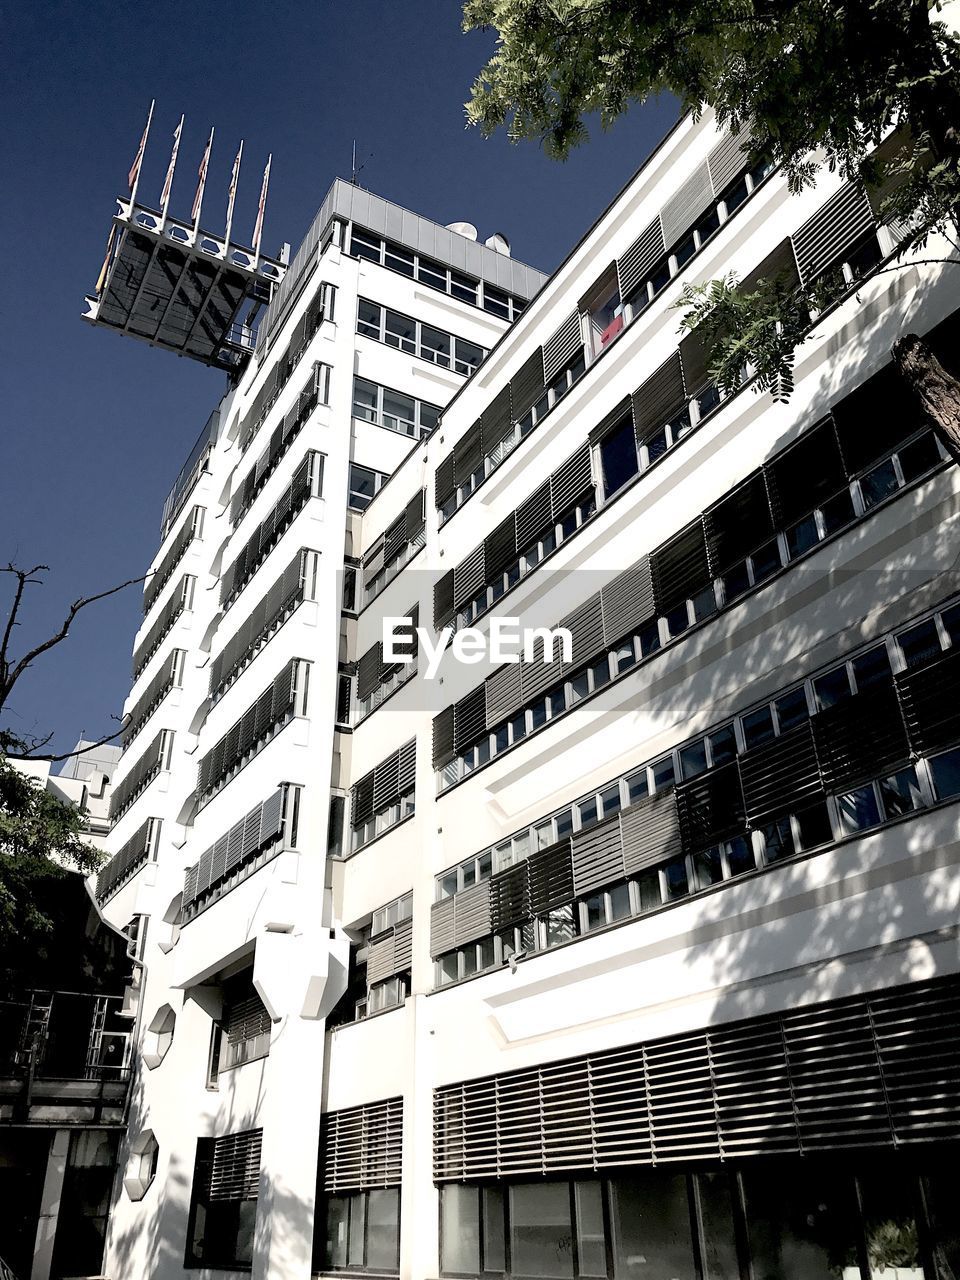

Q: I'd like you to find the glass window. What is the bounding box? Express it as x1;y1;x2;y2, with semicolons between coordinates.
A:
725;835;756;877
708;725;737;766
742;706;775;749
637;869;661;912
366;1188;400;1271
383;389;417;434
695;846;724;889
839;784;882;834
484;1186;506;1271
578;797;599;828
941;601;960;647
421;325;451;366
609;882;632;921
455;338;484;374
852;645;892;691
555;809;574;839
930;746;960;800
441;1184;479;1273
418;256;447;289
859;1163;926;1280
384;310;416;352
651;757;676;791
627;770;649;804
775;688;809;732
385;243;414;276
357;299;381;338
544;905;577;948
484;286;511;318
438;953;458;985
609;1170;696;1280
600;784;622;818
575;1181;607;1277
679;739;709;779
351;230;381;262
814;666;851;709
325;1197;349;1269
348;1192;366;1266
899;430;941;483
742;1163;861;1280
879;767;922;819
663;857;689;901
600;416;640;497
451;270;478;304
352;377;379;423
763;816;795;863
509;1182;574;1279
696;1171;741;1280
795;802;833;850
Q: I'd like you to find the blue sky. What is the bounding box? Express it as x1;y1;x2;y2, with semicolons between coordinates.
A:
0;0;675;757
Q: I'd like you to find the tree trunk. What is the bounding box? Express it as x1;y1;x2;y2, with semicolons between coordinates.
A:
892;333;960;468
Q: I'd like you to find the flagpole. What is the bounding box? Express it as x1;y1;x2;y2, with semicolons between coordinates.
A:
224;139;243;255
159;113;184;228
192;126;214;243
128;98;154;209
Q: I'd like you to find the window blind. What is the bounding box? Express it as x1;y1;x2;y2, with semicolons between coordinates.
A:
542;311;583;382
143;506;203;617
704;472;775;573
739;721;822;825
792;181;877;284
351;739;416;828
321;1098;403;1192
133;575;195;679
95;817;160;904
510;347;546;422
183;787;287;908
616;216;666;300
813;685;910;791
896;648;960;755
196;1129;263;1203
632;353;686;443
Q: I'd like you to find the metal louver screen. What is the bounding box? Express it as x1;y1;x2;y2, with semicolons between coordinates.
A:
619;790;682;873
397;738;416;792
431;897;456;957
651;521;711;614
434;972;960;1179
489;863;530;930
351;774;375;827
571;816;627;896
601;559;656;646
896;649;960;755
485;513;518;579
434;570;455;630
560;594;605;667
764;419;847;527
357;644;383;701
527;840;575;915
436;453;456;508
617;217;666;300
632;354;686;443
433;706;456;770
321;1097;403;1192
676;762;746;851
510;348;546;421
679;328;711;397
833;368;925;474
739;721;822;825
812;686;910;790
367;931;399;986
707;124;755;193
485;662;523;729
372;752;400;809
405;491;426;541
454;687;487;753
704;472;775;572
792;182;876;283
204;1128;262;1202
453;546;486;610
224;985;271;1046
483;387;514;451
454;423;483;484
550;444;593;518
660;165;714;245
452;881;493;948
515;481;553;549
542;311;583;382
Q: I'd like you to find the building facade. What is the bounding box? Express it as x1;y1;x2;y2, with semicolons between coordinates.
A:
89;109;960;1280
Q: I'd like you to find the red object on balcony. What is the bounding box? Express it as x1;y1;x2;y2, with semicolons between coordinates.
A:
600;314;624;347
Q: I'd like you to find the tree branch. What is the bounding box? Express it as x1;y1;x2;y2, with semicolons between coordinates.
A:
5;716;128;764
0;564;47;678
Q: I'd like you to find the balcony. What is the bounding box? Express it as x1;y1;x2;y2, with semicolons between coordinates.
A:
0;991;132;1126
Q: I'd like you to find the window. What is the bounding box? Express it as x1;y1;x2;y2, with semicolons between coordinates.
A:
372;892;413;938
348;464;388;511
599;415;639;497
187;1129;261;1269
584;274;623;357
321;1189;400;1272
356;299;487;373
352;376;440;440
216;972;271;1073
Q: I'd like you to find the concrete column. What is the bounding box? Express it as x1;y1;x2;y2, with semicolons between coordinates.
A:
31;1129;71;1280
402;995;440;1280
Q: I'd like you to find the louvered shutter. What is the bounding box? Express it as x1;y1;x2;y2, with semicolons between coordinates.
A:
707;124;755;193
321;1097;403;1192
436;453;455;509
543;311;583;382
705;471;775;573
560;593;605;667
620;790;682;873
203;1129;263;1202
739;721;822;825
600;558;656;645
813;686;909;791
510;348;546;422
515;481;553;549
571;815;626;896
372;751;400;809
397;737;416;792
352;772;375;826
454;423;483;484
792;182;877;284
520;633;565;702
483;387;514;450
740;238;800;295
453;881;493;947
433;706;456;769
679;327;711;397
489;863;530;930
366;931;397;986
550;444;593;518
434;570;455;630
633;353;686;444
589;396;633;446
651;520;711;614
764;419;848;526
896;648;960;755
676;762;746;851
393;916;413;971
383;514;406;565
617;216;666;299
485;513;518;578
260;788;284;843
357;643;383;701
405;490;426;541
833;368;923;473
527;840;574;915
485;662;523;729
431;897;456;957
454;686;487;753
224;983;271;1047
660;165;714;245
862;127;913;238
453;545;486;610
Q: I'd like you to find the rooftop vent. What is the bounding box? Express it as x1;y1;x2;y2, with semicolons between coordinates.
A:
485;232;511;257
446;221;478;240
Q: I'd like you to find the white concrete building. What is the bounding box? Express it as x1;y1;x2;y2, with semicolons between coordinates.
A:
87;109;960;1280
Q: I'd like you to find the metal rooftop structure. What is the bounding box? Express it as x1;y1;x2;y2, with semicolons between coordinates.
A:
83;196;286;375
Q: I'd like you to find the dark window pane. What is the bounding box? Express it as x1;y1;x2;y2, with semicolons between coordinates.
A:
663;857;689;900
601;417;640;496
509;1182;573;1278
940;601;960;648
795;801;833;849
325;1197;349;1268
709;725;738;766
695;846;724;889
575;1181;607;1277
742;705;775;749
609;1171;695;1280
861;456;900;507
652;757;676;790
929;746;960;800
697;1171;740;1280
899;431;941;482
814;666;851;710
726;835;755;876
637;869;661;911
483;1186;506;1271
858;1162;925;1278
852;644;892;691
679;739;708;779
879;767;922;819
839;784;882;834
763;816;795;863
742;1163;860;1280
898;618;942;668
775;688;809;732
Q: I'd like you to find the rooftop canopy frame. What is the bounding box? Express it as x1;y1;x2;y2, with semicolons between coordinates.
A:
83;196;286;376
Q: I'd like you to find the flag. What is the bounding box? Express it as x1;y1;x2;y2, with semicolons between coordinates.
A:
127;99;154;195
159;114;184;219
224;140;243;246
95;224;117;295
192;127;214;231
251;153;272;259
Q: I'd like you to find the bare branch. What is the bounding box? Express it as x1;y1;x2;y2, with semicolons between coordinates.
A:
0;564;48;677
6;716;128;764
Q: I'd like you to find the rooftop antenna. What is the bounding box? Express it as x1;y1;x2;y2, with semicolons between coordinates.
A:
351;140;372;187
